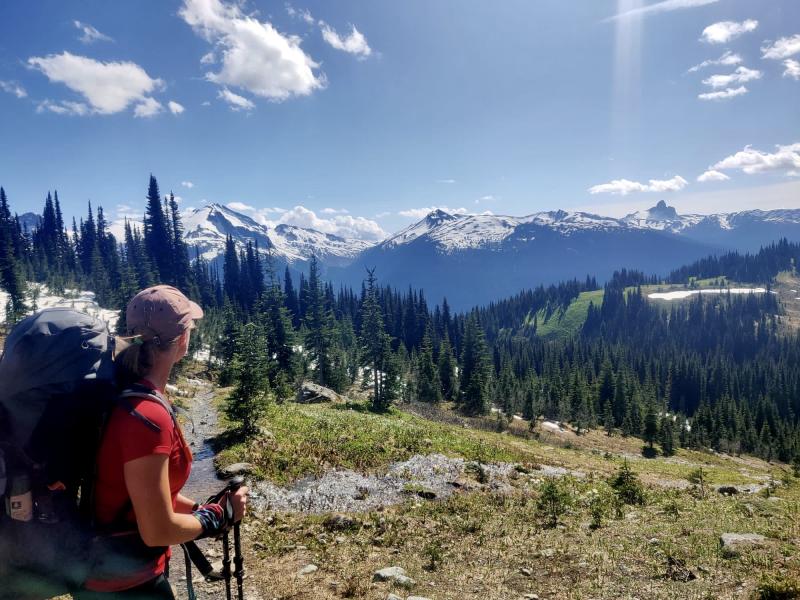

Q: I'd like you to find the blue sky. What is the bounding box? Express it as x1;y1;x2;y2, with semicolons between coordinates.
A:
0;0;798;240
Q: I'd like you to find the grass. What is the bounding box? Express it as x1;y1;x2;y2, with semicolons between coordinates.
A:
210;390;799;599
214;400;537;484
242;468;800;600
530;290;604;339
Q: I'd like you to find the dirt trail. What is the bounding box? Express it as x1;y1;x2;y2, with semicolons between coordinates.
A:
169;385;260;600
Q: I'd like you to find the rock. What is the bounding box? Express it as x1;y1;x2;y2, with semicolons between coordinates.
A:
717;486;739;496
648;537;660;545
520;567;532;576
524;595;540;600
407;597;432;600
298;564;318;576
665;556;696;582
296;381;342;404
373;566;416;588
323;513;361;531
220;462;255;478
720;533;766;557
386;595;403;600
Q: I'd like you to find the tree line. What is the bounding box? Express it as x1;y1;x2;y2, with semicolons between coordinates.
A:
1;180;798;464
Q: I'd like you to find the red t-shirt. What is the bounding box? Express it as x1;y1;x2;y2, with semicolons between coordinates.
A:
86;380;192;592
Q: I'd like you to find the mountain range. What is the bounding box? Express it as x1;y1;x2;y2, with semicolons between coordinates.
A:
183;201;800;309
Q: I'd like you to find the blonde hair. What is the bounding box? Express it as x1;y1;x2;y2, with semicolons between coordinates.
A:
114;335;182;385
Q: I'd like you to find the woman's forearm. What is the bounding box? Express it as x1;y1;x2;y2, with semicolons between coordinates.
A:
142;512;204;547
175;493;198;514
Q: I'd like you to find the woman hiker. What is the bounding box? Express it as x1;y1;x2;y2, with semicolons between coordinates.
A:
78;285;248;599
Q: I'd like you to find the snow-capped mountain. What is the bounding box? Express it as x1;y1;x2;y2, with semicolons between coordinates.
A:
331;201;800;308
182;203;373;268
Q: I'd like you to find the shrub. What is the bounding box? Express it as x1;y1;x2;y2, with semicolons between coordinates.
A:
755;575;800;599
609;460;646;505
687;467;708;499
537;477;572;527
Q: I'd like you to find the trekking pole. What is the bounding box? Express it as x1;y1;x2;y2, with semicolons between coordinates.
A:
233;521;244;600
206;476;245;600
222;528;232;600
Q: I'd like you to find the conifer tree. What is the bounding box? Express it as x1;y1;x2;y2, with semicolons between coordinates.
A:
438;331;457;401
304;255;334;387
416;327;442;403
460;314;491;415
226;322;272;435
143;175;172;282
0;187;27;321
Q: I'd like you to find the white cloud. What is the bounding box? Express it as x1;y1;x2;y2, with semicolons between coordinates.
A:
74;20;113;44
28;52;163;115
702;66;761;89
762;35;800;60
227;201;255;212
711;142;800;176
698;85;748;101
320;23;372;59
0;80;26;98
607;0;719;21
218;87;255;111
436;179;456;184
181;181;195;189
278;205;387;240
374;211;391;219
588;175;688;195
180;0;324;102
200;52;216;65
321;208;349;214
687;51;742;73
783;59;800;80
35;99;91;116
133;97;163;118
286;4;315;25
168;100;185;114
697;169;730;183
700;20;757;44
398;206;469;219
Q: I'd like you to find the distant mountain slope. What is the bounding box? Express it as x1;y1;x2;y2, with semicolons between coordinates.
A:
333;202;800;309
182;203;373;268
180;201;800;309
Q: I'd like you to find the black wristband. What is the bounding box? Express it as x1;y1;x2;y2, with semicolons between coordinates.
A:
191;502;200;512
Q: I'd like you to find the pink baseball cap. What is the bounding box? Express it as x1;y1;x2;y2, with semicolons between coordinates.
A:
126;285;203;343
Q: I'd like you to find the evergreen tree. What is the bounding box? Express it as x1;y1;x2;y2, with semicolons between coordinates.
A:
416;327;442;403
438;331;457;401
143;175;172;282
0;187;27;321
460;314;491;415
226;322;272;435
304;255;334;387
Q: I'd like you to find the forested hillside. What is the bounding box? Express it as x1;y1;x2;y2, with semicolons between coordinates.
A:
1;178;799;466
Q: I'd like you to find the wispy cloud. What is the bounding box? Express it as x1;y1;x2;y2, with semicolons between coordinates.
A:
320;23;372;59
698;86;748;101
700;20;757;44
321;208;349;215
606;0;719;22
711;142;800;176
180;0;324;104
133;97;163;118
181;181;195;189
761;35;800;60
168;100;185;115
588;175;688;195
28;51;163;116
697;169;730;183
285;4;315;25
0;80;27;98
218;88;254;111
702;66;761;89
436;179;456;184
687;50;742;73
784;59;800;80
74;20;113;44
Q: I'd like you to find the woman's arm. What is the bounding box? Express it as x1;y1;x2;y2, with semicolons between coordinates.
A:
175;493;198;514
124;454;203;547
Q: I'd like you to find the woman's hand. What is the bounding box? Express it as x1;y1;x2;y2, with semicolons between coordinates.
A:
229;486;249;523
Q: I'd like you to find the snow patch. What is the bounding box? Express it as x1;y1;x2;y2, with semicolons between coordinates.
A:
648;288;767;301
0;283;119;331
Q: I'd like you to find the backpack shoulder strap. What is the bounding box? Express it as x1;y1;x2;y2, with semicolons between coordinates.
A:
117;384;177;432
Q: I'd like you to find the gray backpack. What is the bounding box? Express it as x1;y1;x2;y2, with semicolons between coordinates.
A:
0;308;116;599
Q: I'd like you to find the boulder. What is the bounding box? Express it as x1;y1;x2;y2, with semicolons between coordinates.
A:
386;595;403;600
296;382;342;403
373;566;416;588
298;564;318;576
220;462;255;478
717;486;739;496
720;533;766;557
407;597;432;600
